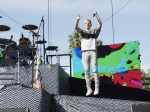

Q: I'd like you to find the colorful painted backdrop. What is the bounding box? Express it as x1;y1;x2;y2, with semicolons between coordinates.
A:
72;41;142;88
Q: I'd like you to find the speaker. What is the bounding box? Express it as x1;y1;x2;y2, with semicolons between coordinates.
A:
131;104;150;112
0;108;29;112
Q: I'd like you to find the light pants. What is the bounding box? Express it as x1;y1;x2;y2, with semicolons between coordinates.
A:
82;50;99;88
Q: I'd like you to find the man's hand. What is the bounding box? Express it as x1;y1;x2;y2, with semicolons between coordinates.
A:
75;15;82;34
77;15;82;21
93;11;97;17
93;10;102;31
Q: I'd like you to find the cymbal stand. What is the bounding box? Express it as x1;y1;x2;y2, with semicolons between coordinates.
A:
31;49;35;77
39;44;43;64
31;34;35;77
17;50;20;83
32;35;35;47
41;17;46;64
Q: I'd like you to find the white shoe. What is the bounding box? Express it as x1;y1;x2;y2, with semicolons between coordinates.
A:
86;87;93;96
93;87;99;95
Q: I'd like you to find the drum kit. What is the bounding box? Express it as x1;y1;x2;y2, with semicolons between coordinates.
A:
0;24;46;67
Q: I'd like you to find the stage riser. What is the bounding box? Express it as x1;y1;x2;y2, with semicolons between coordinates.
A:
53;95;150;112
0;64;69;95
0;64;69;111
0;86;51;112
0;68;17;86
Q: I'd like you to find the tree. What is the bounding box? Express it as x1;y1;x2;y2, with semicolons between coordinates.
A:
97;39;103;46
68;31;81;55
141;69;147;78
68;31;103;56
141;69;150;89
147;69;150;77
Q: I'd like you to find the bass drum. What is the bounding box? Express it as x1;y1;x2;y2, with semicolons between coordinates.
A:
19;37;31;45
3;50;18;66
2;42;18;66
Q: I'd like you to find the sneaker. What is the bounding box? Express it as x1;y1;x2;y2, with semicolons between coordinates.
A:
86;87;93;96
93;86;99;95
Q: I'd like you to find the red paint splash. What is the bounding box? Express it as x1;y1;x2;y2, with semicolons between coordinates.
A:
112;70;142;88
109;43;123;49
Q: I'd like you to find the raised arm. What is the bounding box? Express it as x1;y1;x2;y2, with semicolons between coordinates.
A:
74;15;82;34
93;11;102;31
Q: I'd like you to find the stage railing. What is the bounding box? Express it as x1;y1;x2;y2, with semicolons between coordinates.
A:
46;54;72;77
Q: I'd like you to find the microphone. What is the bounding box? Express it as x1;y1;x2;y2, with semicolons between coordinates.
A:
93;13;96;17
41;16;44;22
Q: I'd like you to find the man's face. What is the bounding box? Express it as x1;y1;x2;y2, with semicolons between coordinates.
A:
84;21;92;30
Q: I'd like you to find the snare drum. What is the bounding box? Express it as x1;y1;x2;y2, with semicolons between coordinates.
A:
19;37;30;45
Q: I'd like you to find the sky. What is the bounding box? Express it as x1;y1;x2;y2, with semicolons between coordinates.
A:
0;0;150;74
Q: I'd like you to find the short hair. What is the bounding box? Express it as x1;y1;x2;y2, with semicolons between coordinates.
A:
84;19;92;24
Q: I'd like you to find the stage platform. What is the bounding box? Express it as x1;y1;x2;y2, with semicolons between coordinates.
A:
53;95;150;112
0;64;69;112
0;85;51;112
70;77;150;102
0;64;150;112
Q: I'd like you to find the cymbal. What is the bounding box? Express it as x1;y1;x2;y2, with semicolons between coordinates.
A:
22;24;38;30
35;40;46;44
0;38;16;45
0;25;10;31
45;46;58;51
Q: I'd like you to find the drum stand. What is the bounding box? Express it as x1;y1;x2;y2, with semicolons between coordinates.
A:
31;35;36;77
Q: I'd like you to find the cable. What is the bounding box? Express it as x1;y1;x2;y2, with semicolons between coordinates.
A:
48;0;50;46
0;11;22;26
102;0;132;24
49;0;52;46
48;0;53;56
48;0;50;56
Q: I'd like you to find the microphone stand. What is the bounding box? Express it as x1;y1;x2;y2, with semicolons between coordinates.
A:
31;34;35;78
37;16;44;34
42;17;46;64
